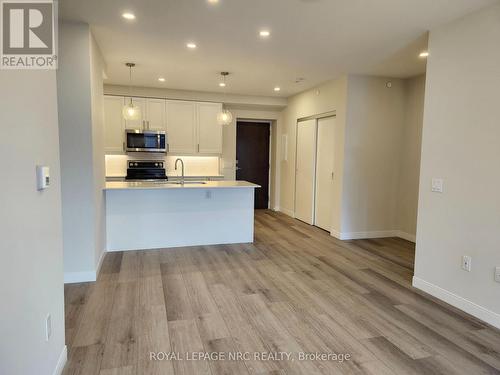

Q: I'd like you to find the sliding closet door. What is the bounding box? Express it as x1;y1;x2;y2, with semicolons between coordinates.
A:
295;119;317;224
314;116;335;231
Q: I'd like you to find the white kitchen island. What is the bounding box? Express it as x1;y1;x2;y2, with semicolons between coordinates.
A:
104;180;260;251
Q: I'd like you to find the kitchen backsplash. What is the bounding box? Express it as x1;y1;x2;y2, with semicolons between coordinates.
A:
105;154;222;177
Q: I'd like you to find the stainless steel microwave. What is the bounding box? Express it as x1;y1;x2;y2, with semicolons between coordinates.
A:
125;129;167;153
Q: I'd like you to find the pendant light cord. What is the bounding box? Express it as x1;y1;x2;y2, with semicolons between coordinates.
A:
128;65;132;105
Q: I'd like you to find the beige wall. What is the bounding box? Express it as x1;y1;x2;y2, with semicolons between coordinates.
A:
224;108;283;209
341;75;407;236
279;74;425;239
0;71;66;373
279;77;348;232
58;22;106;282
414;3;500;328
397;75;425;238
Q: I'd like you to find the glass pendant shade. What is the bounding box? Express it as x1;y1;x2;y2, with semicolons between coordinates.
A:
123;99;141;121
217;109;233;126
123;63;141;121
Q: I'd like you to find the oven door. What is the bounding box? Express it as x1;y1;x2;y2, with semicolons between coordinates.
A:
126;130;166;153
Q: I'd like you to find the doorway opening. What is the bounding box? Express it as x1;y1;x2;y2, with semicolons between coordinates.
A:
236;121;271;209
294;114;336;232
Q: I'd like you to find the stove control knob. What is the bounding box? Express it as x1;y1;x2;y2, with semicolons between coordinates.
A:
155;163;159;167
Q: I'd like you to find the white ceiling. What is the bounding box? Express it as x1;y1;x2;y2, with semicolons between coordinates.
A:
60;0;495;97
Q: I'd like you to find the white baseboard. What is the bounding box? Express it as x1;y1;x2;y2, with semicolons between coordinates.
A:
412;276;500;330
279;207;295;218
394;230;416;242
330;229;343;239
64;249;106;284
64;271;96;283
53;345;67;375
330;229;416;242
333;230;398;240
95;249;106;278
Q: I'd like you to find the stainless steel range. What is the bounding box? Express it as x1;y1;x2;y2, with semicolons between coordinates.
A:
125;160;168;181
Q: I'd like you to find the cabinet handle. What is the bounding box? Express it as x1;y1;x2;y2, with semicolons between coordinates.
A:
123;142;125;152
197;144;200;153
167;143;169;153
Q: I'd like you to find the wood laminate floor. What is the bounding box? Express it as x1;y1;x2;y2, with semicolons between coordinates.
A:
63;210;500;375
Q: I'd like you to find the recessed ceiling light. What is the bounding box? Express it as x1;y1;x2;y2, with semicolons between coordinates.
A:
186;42;197;49
219;82;226;87
419;51;429;58
274;87;281;92
122;12;136;20
158;77;165;82
207;0;219;3
259;30;270;38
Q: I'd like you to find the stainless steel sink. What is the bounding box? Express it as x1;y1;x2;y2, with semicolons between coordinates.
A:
165;181;207;185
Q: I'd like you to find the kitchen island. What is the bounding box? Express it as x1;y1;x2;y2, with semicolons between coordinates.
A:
104;180;260;251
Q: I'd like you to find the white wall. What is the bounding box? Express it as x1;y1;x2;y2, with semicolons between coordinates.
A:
105;155;222;178
90;32;107;272
0;71;66;374
414;3;500;328
57;22;106;283
397;75;425;238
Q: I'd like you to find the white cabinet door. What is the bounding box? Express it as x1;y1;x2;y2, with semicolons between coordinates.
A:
295;119;317;225
146;98;166;130
124;97;146;130
104;96;125;154
166;100;197;154
314;116;335;231
197;102;222;154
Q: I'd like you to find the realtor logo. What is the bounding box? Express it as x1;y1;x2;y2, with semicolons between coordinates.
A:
1;0;57;69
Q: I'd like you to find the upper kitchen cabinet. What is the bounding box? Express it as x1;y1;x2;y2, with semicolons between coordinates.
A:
145;98;166;130
123;97;146;130
197;102;223;154
166;100;197;154
104;96;125;154
104;95;223;155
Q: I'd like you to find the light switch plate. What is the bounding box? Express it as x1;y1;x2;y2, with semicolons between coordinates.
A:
431;178;444;193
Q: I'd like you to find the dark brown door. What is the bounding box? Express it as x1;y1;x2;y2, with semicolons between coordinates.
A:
236;121;270;209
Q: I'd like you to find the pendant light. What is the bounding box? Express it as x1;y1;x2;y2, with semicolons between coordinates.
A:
122;62;141;121
217;72;233;126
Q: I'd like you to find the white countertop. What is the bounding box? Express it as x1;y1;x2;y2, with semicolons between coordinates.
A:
105;180;260;190
106;174;225;179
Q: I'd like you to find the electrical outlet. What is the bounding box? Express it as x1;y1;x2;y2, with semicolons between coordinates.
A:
462;256;472;272
431;178;444;193
45;314;52;341
495;267;500;283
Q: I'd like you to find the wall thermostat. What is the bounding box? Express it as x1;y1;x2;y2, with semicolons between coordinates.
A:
36;166;50;190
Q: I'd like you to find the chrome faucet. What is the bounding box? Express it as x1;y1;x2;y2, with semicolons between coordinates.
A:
174;158;185;184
